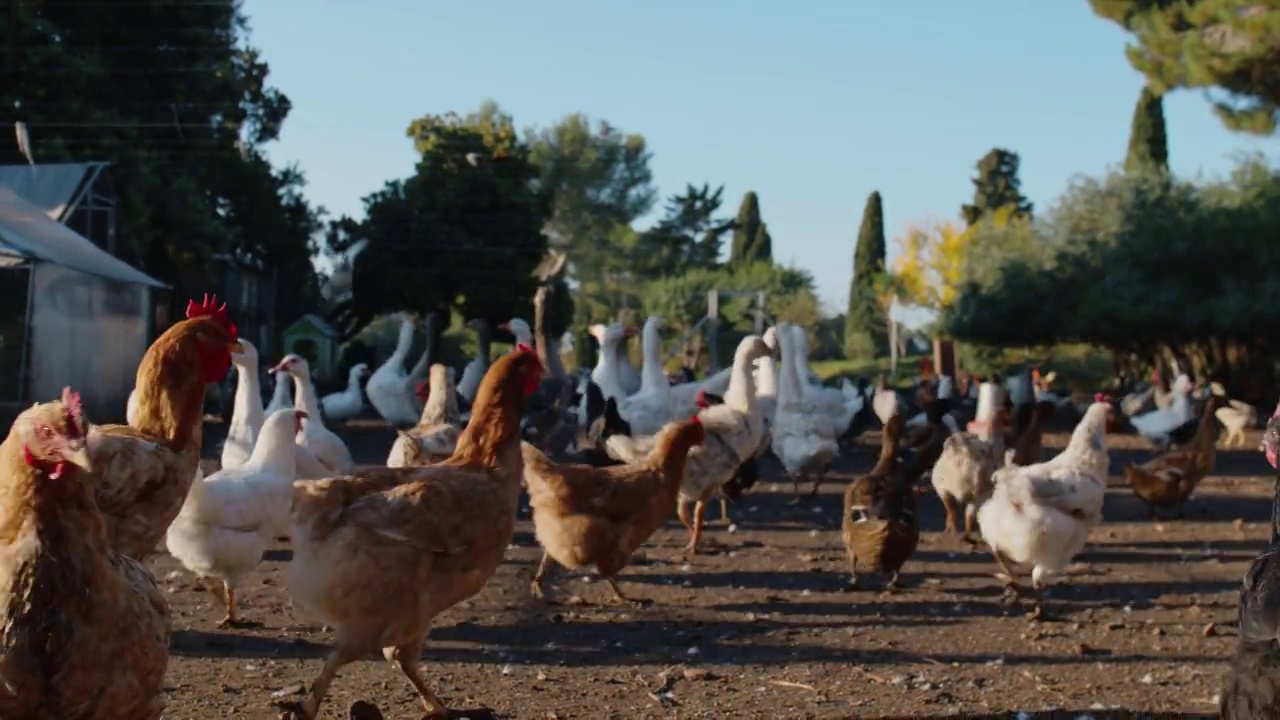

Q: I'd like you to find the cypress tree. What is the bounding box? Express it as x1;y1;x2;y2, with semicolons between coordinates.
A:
1125;85;1169;174
961;149;1033;227
751;222;772;263
845;191;887;359
732;190;757;266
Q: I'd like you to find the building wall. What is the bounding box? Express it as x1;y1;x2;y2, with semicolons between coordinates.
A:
27;263;149;422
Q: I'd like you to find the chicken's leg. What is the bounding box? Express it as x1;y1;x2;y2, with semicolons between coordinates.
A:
991;547;1022;608
277;645;361;720
217;583;238;628
530;552;555;601
940;494;959;535
1028;568;1051;621
788;474;804;505
808;474;823;498
717;491;732;527
962;504;979;546
682;501;708;554
676;499;693;530
384;642;447;716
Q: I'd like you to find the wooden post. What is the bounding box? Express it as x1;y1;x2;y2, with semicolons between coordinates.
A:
706;290;720;373
934;339;956;380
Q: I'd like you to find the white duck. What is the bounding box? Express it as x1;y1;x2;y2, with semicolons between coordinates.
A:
607;334;772;552
264;369;293;415
772;322;840;502
978;400;1111;620
616;315;674;436
271;353;355;474
166;408;303;626
387;364;461;467
220;339;266;470
1129;373;1195;448
320;363;369;423
789;325;862;433
365;313;419;427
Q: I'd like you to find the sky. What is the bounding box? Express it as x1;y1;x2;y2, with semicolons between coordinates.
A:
244;0;1280;318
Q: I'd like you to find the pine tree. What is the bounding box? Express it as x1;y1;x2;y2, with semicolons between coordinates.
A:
961;148;1033;227
845;191;887;359
1125;85;1169;174
729;191;772;266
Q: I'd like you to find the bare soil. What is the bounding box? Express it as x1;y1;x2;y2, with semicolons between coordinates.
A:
154;418;1262;719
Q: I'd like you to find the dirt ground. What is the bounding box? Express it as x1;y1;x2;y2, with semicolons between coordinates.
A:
153;415;1265;719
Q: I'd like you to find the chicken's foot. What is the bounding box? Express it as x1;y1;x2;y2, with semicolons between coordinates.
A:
606;577;652;607
961;504;981;547
878;571;903;599
276;645;361;720
217;585;238;628
808;474;824;498
384;642;499;720
990;548;1022;609
787;474;805;505
845;556;861;592
682;500;708;554
1027;580;1050;621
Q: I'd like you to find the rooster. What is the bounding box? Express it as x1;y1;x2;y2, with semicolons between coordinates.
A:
91;294;242;558
0;388;172;720
522;416;705;605
278;345;543;720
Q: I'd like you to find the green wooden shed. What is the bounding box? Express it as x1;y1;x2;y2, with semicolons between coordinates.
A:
283;313;339;381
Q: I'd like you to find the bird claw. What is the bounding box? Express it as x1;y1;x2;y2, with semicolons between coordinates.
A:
275;700;311;720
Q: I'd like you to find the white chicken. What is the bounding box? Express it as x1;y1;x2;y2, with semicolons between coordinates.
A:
1129;373;1194;448
271;354;355;475
320;363;369;423
1217;397;1258;448
617;315;674;435
220;339;265;470
772;321;839;502
606;334;771;552
977;399;1111;620
166;408;303;626
365;313;420;427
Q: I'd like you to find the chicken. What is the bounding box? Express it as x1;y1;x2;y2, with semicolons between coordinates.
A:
0;388;171;719
1123;391;1223;519
1220;400;1280;718
842;414;918;592
978;398;1112;620
166;408;305;626
89;294;242;558
278;346;543;720
931;409;1009;543
387;364;460;468
522;417;705;605
604;335;771;553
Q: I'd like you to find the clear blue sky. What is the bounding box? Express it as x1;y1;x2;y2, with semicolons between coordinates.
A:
245;0;1279;315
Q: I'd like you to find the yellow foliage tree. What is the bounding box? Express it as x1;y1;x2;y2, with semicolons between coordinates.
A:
891;206;1020;311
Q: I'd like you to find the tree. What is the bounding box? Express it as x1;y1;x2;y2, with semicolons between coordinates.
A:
845;191;888;358
891;219;974;311
526;114;656;320
632;183;734;279
328;102;551;338
1126;85;1170;173
0;0;316;313
961;149;1034;227
729;191;773;266
1090;1;1280;134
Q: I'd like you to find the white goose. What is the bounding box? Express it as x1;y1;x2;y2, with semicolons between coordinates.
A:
456;318;493;406
365;313;419;427
220;339;266;469
264;369;293;415
588;322;635;404
772;322;840;501
271;353;355;475
320;363;369;423
790;325;862;432
617;315;673;436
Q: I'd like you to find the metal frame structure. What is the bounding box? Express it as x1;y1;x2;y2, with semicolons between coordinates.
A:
705;288;767;372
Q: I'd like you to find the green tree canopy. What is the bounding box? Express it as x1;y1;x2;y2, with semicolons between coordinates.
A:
632;183;734;280
729;191;774;266
1126;85;1170;173
328;102;552;339
1090;0;1280;134
845;190;888;358
962;149;1034;226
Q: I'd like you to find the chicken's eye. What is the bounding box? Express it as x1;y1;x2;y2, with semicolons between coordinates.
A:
37;425;53;439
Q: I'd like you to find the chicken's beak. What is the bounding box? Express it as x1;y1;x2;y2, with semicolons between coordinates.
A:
228;340;245;354
65;446;92;472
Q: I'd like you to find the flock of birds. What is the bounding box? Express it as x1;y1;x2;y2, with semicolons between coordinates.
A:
6;292;1280;718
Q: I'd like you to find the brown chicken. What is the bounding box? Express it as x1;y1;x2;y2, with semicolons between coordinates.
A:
522;417;705;605
278;346;543;720
90;294;241;558
1005;400;1057;467
842;414;920;592
1124;394;1223;519
0;388;171;719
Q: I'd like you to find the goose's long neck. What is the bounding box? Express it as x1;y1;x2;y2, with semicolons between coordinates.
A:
269;371;291;408
406;319;435;385
723;346;759;414
293;373;323;421
234;362;264;428
639;323;668;394
421;378;452;426
756;357;777;398
776;330;801;403
389;319;413;367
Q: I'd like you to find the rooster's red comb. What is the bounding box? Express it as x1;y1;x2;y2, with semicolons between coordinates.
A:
186;294;237;338
61;386;84;437
1094;392;1108;404
690;414;702;425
